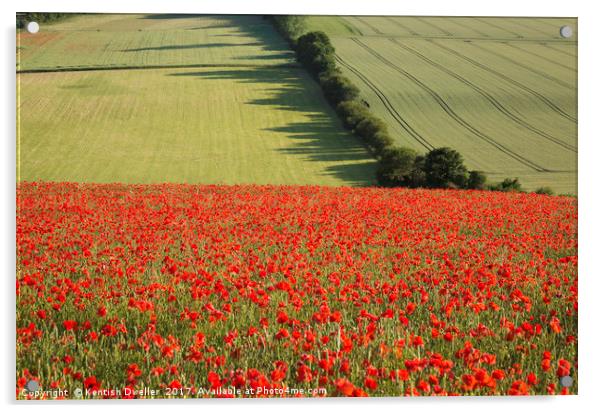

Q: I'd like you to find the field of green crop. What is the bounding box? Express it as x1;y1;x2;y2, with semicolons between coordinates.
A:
306;16;577;193
17;14;376;186
17;14;296;70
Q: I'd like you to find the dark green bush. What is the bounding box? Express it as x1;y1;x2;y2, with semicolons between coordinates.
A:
295;31;336;76
377;147;419;187
365;131;394;155
268;15;307;43
355;116;388;140
534;186;554;195
467;170;487;190
488;178;523;192
17;13;76;28
423;147;469;188
319;72;360;106
409;155;427;188
336;100;371;130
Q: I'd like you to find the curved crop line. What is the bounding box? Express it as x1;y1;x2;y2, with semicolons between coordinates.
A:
354;17;385;35
415;17;453;36
470;42;574;90
504;42;574;71
341;16;364;36
473;18;524;38
430;40;577;123
352;38;549;172
385;17;419;36
335;54;434;151
389;39;576;152
543;44;577;59
446;18;491;38
509;19;555;37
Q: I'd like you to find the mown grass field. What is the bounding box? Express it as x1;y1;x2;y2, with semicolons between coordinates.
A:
17;14;296;70
306;16;577;193
17;14;376;186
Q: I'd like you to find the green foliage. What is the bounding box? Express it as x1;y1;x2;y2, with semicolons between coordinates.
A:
534;186;554;195
377;147;419;187
295;31;336;76
268;15;307;43
467;170;487;190
354;115;387;140
336;100;371;130
423;147;469;188
319;72;360;106
488;178;523;192
17;13;75;28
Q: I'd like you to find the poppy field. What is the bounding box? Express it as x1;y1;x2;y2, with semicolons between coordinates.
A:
16;182;577;398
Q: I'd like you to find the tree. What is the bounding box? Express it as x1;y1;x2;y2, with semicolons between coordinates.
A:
354;116;388;140
467;170;487;190
488;178;523;192
423;147;469;188
270;16;307;43
534;186;554;195
336;100;370;130
376;147;419;187
409;155;427;188
319;73;360;106
295;31;336;76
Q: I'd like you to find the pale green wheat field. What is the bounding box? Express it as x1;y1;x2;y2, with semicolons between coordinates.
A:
17;14;376;186
306;16;578;193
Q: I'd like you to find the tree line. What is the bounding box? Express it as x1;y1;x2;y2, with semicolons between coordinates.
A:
17;13;77;28
266;15;555;194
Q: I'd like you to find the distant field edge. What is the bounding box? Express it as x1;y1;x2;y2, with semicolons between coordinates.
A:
16;62;301;74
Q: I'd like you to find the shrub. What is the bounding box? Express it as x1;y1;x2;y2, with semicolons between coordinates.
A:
269;15;307;43
17;13;75;28
467;170;487;190
423;147;469;188
377;147;419;187
336;100;371;130
488;178;523;192
319;72;360;106
534;186;554;195
409;155;427;188
365;131;394;155
355;116;388;140
295;31;336;76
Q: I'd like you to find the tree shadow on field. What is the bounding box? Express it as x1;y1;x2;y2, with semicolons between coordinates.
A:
133;15;289;54
168;67;377;186
121;42;265;52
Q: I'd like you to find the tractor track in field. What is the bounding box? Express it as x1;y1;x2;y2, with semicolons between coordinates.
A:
504;42;575;71
543;43;577;59
473;18;525;38
334;54;434;151
469;41;574;90
354;17;385;36
430;40;577;123
385;17;419;36
351;38;549;172
415;17;453;36
510;19;556;38
446;19;491;38
389;38;576;152
340;17;364;36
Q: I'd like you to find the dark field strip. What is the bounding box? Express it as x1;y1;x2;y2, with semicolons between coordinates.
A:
17;62;301;74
